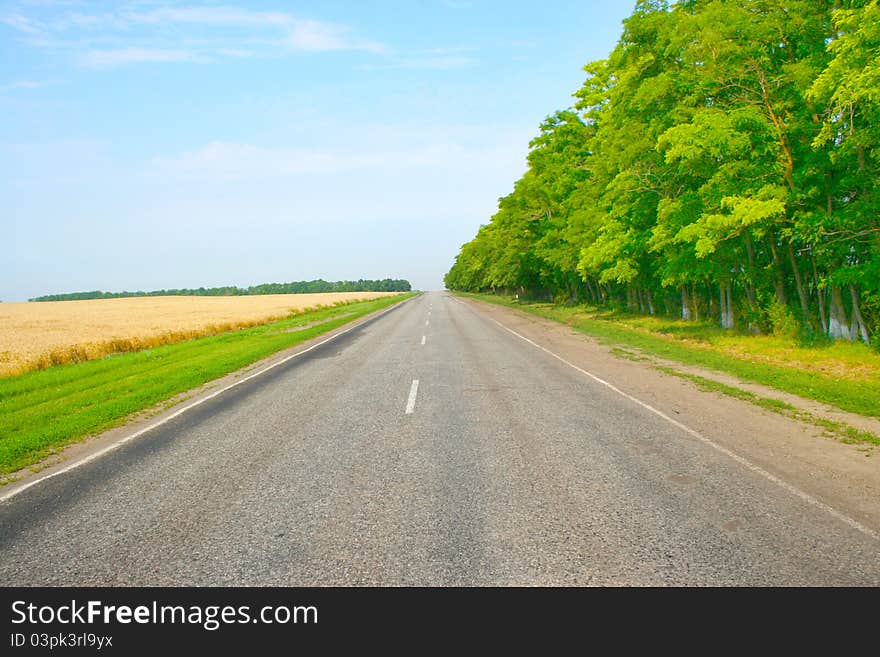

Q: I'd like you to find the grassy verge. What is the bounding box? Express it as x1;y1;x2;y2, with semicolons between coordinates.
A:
652;366;879;447
458;292;880;420
0;293;415;479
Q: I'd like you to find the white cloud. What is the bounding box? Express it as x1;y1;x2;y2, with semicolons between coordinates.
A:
150;141;420;182
1;11;46;34
148;135;522;184
280;18;384;54
288;19;349;51
358;45;476;71
128;7;295;28
368;55;474;70
2;79;45;89
3;4;389;65
81;47;197;67
216;48;252;58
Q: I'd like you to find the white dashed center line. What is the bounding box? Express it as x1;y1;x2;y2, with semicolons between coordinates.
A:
405;379;419;414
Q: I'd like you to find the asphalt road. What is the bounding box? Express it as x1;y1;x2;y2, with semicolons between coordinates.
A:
1;291;878;585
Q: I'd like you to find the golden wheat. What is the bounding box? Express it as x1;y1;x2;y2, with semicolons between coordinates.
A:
0;292;398;377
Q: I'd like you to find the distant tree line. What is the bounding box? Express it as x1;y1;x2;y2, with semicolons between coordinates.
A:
445;0;879;344
30;279;412;301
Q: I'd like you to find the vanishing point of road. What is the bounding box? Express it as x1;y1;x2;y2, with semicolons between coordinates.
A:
1;291;878;585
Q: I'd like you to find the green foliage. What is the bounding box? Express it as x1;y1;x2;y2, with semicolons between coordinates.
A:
767;301;800;340
447;0;878;344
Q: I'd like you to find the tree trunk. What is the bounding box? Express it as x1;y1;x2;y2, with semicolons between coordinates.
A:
744;279;757;308
768;235;788;305
744;233;756;271
585;279;596;304
827;285;852;340
708;282;716;320
811;257;827;336
726;283;734;329
720;282;734;329
818;291;828;335
743;235;758;309
849;285;870;345
681;286;692;321
787;242;812;325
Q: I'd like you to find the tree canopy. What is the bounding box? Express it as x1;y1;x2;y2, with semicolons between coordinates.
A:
30;279;412;301
445;0;879;343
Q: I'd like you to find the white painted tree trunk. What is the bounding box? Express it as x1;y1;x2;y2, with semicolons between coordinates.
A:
681;286;692;321
720;283;734;329
726;283;734;329
827;285;852;340
849;285;870;345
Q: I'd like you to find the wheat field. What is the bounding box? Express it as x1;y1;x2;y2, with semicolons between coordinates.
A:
0;292;398;377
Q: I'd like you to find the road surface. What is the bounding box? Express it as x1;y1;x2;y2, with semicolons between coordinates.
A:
1;291;878;585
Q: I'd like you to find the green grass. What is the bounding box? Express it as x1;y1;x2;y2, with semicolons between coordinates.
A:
653;365;796;412
459;292;880;419
0;293;415;479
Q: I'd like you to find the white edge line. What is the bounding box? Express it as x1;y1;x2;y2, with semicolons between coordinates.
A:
453;297;878;542
0;297;413;503
405;379;419;414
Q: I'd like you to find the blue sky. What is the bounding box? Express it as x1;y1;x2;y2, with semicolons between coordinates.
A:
2;1;633;300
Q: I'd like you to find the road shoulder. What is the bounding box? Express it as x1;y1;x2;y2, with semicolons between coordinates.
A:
456;294;880;534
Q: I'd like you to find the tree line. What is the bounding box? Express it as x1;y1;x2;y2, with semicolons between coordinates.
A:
445;0;879;344
30;278;412;301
